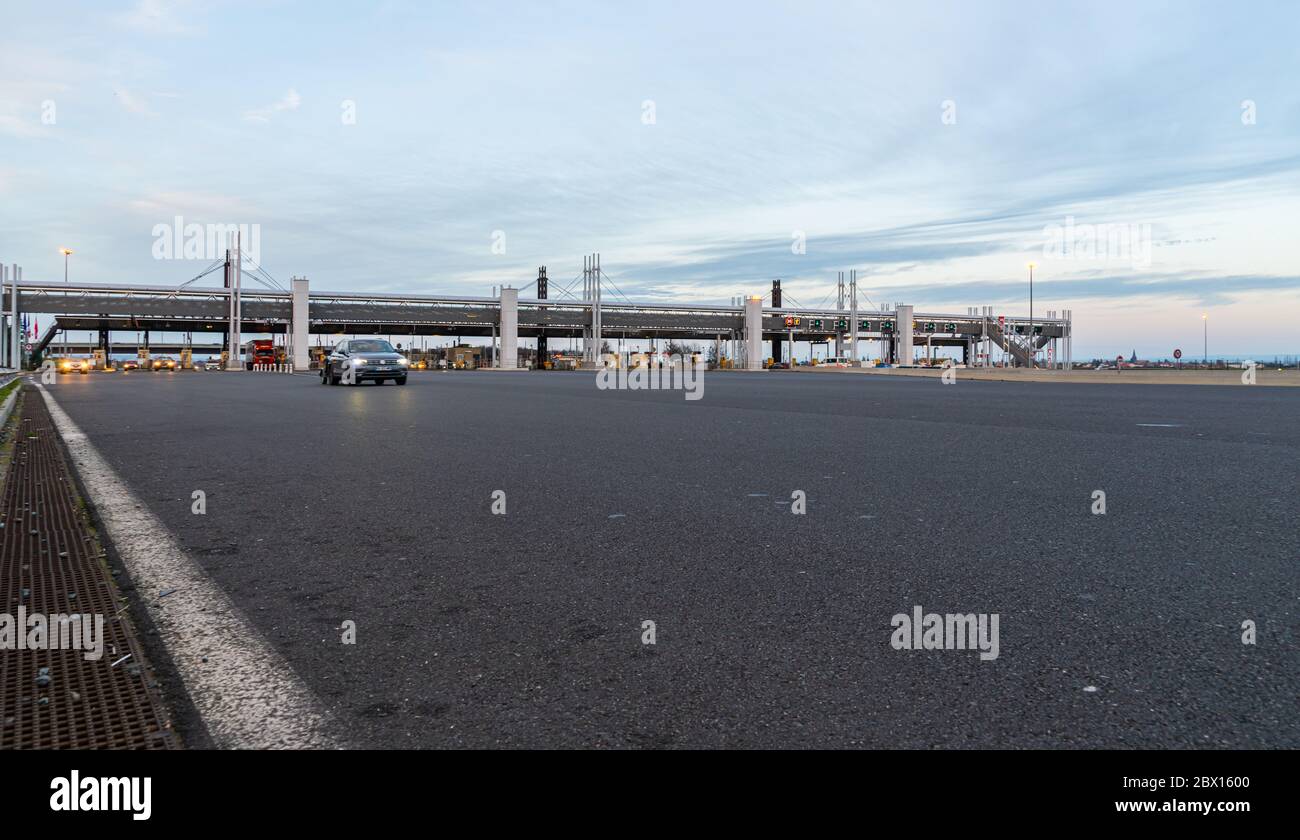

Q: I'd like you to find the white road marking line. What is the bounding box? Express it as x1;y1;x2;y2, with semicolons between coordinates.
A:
1135;423;1183;427
38;385;337;749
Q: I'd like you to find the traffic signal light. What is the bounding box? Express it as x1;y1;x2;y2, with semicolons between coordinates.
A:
881;320;894;332
811;318;823;330
784;316;795;327
1014;325;1025;335
924;322;936;333
836;318;848;331
1033;325;1043;335
859;319;871;331
943;322;956;333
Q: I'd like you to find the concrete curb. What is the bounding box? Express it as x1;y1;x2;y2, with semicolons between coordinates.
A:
0;377;20;429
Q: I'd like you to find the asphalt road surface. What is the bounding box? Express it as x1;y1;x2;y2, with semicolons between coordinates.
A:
41;370;1300;748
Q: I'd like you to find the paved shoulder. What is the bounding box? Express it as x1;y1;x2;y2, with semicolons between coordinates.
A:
38;384;339;749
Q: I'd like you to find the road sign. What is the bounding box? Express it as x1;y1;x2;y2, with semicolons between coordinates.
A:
1173;348;1182;359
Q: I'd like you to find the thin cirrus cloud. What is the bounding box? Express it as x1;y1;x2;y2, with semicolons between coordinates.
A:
113;0;203;37
112;87;156;117
242;89;302;123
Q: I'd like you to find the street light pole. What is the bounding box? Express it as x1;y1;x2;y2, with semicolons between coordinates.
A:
1203;314;1208;365
60;248;72;357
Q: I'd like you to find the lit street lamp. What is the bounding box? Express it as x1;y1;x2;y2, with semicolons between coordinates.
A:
60;248;73;356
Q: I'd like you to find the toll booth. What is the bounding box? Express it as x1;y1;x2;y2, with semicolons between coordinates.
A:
137;347;150;366
448;345;481;369
180;348;193;369
92;348;106;370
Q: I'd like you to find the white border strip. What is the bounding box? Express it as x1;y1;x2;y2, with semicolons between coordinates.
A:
38;385;337;749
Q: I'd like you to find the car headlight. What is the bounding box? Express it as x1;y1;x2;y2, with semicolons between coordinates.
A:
399;358;410;366
350;358;367;367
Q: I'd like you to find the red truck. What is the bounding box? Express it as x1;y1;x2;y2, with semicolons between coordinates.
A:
244;339;276;370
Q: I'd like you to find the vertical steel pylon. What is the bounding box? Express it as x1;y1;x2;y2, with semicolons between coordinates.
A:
582;252;602;367
225;232;242;370
849;269;858;365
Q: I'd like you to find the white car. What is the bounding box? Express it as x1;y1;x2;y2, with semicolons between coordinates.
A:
204;358;222;371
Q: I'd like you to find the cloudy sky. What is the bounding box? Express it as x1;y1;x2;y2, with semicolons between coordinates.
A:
3;0;1298;357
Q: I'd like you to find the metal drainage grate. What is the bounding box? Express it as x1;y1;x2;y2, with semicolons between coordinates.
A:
1;386;178;749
